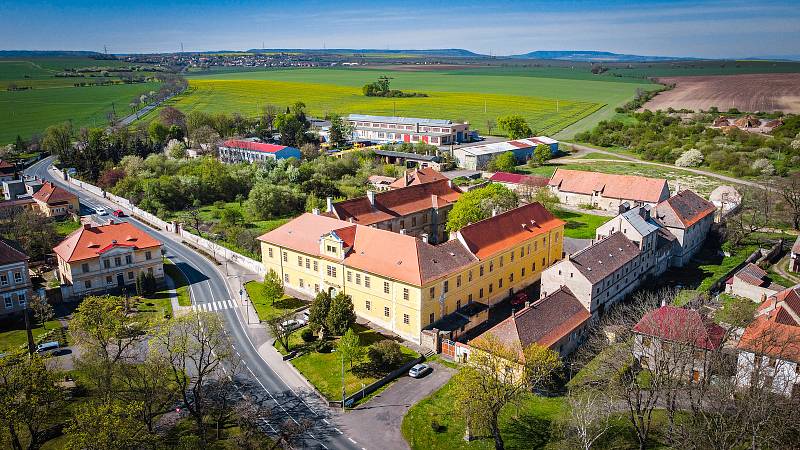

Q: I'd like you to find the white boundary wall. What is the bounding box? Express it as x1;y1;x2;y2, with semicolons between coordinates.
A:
51;167;264;276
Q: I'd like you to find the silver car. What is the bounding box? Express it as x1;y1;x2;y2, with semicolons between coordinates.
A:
408;363;430;378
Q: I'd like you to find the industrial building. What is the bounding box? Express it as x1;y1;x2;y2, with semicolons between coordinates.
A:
347;114;472;146
452;137;558;170
218;139;301;164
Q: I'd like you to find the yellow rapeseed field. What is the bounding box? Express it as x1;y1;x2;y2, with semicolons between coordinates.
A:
168;79;603;135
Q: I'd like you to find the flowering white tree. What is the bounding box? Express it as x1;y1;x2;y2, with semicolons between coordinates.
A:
751;158;775;176
675;149;704;167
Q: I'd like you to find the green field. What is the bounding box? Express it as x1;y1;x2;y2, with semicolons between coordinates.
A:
160;67;655;138
0;81;160;143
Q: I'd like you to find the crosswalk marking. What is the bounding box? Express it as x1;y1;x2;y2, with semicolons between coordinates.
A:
191;300;236;312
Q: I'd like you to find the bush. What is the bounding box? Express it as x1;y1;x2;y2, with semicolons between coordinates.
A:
675;149;704;167
315;340;333;353
367;340;404;372
752;158;775;176
300;327;316;343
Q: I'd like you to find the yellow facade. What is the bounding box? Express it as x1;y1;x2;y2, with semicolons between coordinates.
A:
261;225;563;343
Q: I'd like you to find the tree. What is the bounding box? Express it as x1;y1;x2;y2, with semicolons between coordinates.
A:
446;184;518;232
300;142;320;160
532;187;560;211
675;149;704;167
326;292;356;336
533;143;552;166
262;270;284;305
486;151;517;173
70;295;147;397
367;340;404;372
64;400;150;450
220;207;244;227
167;140;187;159
337;328;364;368
29;294;54;329
245;183;306;220
486;119;496;135
564;388;614;450
159;106;186;132
454;335;561;449
147;120;169;146
328;114;353;149
0;354;66;450
152;312;237;439
778;173;800;230
261;104;280;131
497;114;532;139
41;122;73;158
0;209;58;261
189;125;220;150
119;353;176;433
266;314;294;353
308;291;332;337
182;207;204;236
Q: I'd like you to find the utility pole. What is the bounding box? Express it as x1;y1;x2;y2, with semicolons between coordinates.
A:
24;305;35;355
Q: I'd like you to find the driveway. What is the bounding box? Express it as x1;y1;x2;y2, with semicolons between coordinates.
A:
336;361;455;450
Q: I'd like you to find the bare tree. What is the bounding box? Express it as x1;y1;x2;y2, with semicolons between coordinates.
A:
266;314;294;353
119;352;177;433
182;208;204;237
29;294;54;329
564;388;614;450
724;187;774;247
777;174;800;230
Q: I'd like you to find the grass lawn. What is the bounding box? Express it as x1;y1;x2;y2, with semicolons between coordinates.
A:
244;280;307;321
285;324;418;400
552;208;608;239
133;295;173;320
53;218;81;237
163;259;191;307
0;319;63;353
578;151;626;160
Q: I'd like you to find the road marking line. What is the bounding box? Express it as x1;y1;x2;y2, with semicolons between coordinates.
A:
348;437;356;444
334;428;341;434
322;419;329;425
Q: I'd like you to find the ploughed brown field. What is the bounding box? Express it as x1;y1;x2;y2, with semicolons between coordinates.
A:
643;73;800;113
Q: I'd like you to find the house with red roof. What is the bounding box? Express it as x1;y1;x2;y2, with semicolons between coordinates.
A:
54;221;163;299
218;139;301;164
653;190;716;267
633;305;726;382
736;289;800;397
0;160;17;182
258;202;564;345
31;181;79;217
548;169;670;212
726;263;785;302
488;171;550;194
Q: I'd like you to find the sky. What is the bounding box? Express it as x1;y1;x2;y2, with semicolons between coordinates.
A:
2;0;800;59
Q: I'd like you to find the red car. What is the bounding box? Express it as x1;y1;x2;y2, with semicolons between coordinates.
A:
112;209;125;217
511;291;528;306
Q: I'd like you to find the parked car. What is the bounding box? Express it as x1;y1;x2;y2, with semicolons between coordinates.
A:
280;318;307;332
511;291;528;306
408;363;430;378
95;207;108;216
36;341;60;353
112;209;125;217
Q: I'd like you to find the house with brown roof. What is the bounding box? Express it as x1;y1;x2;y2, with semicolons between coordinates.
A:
0;240;33;318
548;169;670;212
366;175;396;192
388;167;448;189
325;178;461;244
540;232;644;316
259;202;564;344
488;171;550;195
736;290;800;398
653;190;716;267
54;221;163;299
32;181;79;217
0;160;17;182
726;263;785;302
633;305;726;383
471;286;590;358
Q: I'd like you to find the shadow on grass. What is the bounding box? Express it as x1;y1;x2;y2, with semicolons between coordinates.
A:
502;414;553;450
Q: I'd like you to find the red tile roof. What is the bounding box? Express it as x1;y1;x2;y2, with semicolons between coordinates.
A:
32;181;78;206
388;168;447;189
738;316;800;362
489;172;549;187
331;179;461;225
457;202;564;260
473;286;589;355
221;139;289;154
655;190;716;229
0;240;28;265
0;160;15;171
258;213;477;285
53;222;162;263
633;306;725;350
549;169;669;203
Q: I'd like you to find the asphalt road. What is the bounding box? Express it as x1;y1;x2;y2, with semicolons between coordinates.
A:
26;157;360;450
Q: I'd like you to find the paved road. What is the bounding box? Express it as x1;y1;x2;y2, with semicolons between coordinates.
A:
560;143;768;190
27;157;360;450
337;362;454;450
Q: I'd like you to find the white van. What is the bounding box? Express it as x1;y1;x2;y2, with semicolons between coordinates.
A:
36;341;60;353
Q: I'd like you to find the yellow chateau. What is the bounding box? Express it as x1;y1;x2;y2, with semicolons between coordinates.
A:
258;202;564;343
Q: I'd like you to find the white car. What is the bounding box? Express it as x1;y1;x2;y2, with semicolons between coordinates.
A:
96;207;108;215
408;363;430;378
36;341;60;353
280;317;307;332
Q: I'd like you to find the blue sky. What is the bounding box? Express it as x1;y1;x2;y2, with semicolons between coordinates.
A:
2;0;799;58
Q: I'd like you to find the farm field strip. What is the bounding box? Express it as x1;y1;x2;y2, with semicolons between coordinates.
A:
167;78;604;135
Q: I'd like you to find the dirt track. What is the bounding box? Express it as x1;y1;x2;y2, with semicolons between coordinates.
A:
643;73;800;113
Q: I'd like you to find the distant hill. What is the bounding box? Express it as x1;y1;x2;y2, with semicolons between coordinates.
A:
247;48;485;57
0;50;109;58
509;50;691;62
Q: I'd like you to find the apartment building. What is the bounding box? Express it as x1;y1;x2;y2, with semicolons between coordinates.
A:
548;169;670;212
347;114;471;145
31;181;79;217
325;178;462;244
258;202;564;343
0;241;33;318
54;221;164;299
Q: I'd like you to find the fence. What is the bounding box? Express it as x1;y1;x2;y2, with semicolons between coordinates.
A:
332;356;425;408
51;167;262;275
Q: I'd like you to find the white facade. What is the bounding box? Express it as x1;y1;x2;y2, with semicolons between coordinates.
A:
348;114;470;146
736;351;800;398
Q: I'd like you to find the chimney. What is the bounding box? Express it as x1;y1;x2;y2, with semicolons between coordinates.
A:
674;182;680;194
367;190;375;206
326;196;333;212
107;219;115;225
83;223;92;230
420;233;429;244
400;229;406;235
447;179;453;188
348;217;354;223
492;208;498;217
618;202;630;214
638;206;650;221
312;208;320;215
